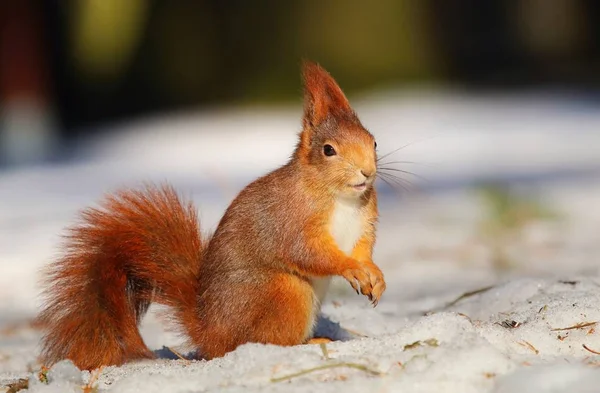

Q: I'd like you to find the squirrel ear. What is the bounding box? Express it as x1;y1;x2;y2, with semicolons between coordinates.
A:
301;61;352;127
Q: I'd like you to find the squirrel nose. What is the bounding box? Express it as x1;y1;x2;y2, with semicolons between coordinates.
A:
361;169;375;178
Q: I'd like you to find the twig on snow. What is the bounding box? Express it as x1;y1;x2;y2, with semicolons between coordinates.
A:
583;344;600;355
551;322;597;331
271;362;383;383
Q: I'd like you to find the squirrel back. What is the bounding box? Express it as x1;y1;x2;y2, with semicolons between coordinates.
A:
38;61;385;370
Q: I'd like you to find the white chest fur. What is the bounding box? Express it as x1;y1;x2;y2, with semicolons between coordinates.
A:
329;197;364;255
308;198;364;331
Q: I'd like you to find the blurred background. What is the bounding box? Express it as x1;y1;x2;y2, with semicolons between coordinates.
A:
1;0;600;318
1;0;599;166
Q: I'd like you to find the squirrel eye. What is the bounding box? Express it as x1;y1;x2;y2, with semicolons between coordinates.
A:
323;144;336;156
374;141;378;149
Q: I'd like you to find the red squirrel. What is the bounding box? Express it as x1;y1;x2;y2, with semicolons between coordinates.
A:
37;61;385;370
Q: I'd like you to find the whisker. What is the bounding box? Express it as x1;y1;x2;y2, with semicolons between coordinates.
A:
376;143;414;163
379;178;410;194
376;175;406;197
376;167;428;182
377;172;413;193
377;160;436;167
383;178;413;192
376;136;437;162
377;169;416;185
380;174;416;193
377;160;419;165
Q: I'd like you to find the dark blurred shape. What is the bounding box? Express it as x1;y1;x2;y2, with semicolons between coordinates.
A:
0;1;56;166
0;0;599;166
429;0;599;86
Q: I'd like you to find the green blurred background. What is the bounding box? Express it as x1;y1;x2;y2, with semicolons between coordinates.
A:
1;0;599;166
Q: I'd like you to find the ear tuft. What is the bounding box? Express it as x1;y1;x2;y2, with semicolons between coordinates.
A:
302;60;352;127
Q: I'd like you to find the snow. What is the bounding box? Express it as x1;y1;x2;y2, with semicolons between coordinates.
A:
2;91;600;392
494;363;600;393
26;361;84;393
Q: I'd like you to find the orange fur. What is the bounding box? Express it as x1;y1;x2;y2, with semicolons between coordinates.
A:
37;61;385;370
37;185;204;370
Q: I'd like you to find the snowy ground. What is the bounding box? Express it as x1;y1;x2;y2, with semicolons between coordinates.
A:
1;91;600;392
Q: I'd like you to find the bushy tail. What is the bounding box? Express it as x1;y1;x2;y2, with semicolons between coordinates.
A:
37;184;205;370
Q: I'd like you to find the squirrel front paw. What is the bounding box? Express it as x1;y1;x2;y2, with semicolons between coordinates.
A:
342;261;386;307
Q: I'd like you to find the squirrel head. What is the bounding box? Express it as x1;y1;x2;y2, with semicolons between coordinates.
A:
295;61;377;199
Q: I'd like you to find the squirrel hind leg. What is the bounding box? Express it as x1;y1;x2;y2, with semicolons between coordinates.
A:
191;273;315;359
